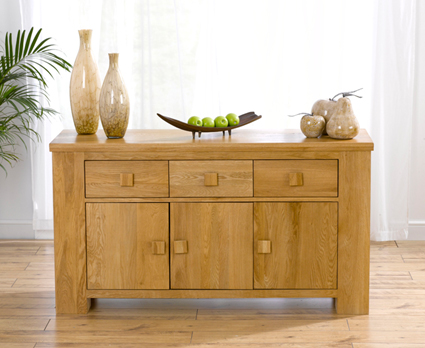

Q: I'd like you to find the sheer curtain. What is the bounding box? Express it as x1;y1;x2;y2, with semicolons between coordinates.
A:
18;0;415;241
370;0;416;240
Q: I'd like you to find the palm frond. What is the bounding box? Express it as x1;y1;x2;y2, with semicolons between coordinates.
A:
0;27;72;174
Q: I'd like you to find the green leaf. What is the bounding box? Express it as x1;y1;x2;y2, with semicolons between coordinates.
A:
14;30;20;64
28;28;42;55
8;33;13;65
23;28;34;57
0;27;72;174
18;30;25;62
4;33;9;69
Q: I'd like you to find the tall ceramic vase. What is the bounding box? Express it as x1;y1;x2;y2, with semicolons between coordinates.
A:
70;29;101;135
99;53;130;139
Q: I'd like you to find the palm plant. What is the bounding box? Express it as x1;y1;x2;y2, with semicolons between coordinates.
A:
0;28;72;173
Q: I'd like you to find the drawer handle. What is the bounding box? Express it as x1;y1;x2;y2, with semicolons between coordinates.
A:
152;241;166;255
204;173;218;186
174;240;188;254
289;172;303;186
120;173;134;187
257;240;271;254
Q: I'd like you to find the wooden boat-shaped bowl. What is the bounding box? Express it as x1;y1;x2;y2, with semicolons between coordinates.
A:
157;112;262;139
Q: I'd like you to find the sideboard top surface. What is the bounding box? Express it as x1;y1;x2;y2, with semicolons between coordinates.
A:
50;129;374;152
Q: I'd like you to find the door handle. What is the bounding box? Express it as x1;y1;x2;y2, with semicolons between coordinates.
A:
174;240;188;254
289;172;303;186
152;241;166;255
120;173;134;187
204;173;218;186
257;240;271;254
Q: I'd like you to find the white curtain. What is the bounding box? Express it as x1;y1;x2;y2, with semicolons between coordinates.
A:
370;0;416;240
18;0;415;240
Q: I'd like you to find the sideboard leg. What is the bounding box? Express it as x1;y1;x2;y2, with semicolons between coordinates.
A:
53;152;89;314
337;152;371;315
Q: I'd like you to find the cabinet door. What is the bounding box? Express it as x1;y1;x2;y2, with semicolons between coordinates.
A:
171;203;253;289
87;203;169;289
254;202;337;289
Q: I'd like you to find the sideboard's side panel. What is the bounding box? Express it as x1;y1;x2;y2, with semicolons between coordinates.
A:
53;152;89;314
337;151;371;315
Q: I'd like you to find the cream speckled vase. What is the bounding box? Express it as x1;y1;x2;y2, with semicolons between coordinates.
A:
70;29;101;135
99;53;130;139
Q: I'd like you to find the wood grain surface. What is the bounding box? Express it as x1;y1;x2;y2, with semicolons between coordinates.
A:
254;160;338;197
50;129;374;152
170;203;253;289
52;152;90;314
170;161;253;197
85;161;168;198
1;239;424;347
86;203;169;290
254;202;338;289
337;151;371;314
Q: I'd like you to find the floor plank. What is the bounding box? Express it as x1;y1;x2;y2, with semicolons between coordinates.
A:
0;262;29;271
191;331;425;344
0;240;424;347
396;241;425;248
46;318;349;332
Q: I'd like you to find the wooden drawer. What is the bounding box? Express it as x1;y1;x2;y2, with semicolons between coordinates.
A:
85;161;169;198
169;161;253;197
254;160;338;197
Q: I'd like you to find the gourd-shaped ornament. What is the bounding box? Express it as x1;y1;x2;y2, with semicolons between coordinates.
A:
326;97;359;140
312;88;362;135
99;53;130;139
70;29;101;134
288;112;325;138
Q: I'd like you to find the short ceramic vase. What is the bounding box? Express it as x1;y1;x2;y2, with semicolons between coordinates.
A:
70;29;101;135
99;53;130;139
326;97;360;140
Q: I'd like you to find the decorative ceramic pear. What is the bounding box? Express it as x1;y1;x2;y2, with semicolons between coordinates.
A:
326;97;359;140
311;100;336;135
289;112;325;138
299;113;326;138
312;88;362;135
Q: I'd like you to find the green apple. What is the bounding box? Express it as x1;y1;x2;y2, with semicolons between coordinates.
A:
202;117;215;127
188;116;202;126
226;113;239;126
214;116;228;128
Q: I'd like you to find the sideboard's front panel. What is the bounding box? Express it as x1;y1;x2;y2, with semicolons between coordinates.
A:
86;203;169;290
85;161;169;198
254;160;338;197
169;160;253;197
253;202;338;289
170;202;253;289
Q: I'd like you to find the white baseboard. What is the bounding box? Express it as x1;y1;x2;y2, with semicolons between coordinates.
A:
408;221;425;240
35;230;54;240
0;220;34;239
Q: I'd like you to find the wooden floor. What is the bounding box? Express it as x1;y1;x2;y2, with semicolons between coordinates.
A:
1;240;425;347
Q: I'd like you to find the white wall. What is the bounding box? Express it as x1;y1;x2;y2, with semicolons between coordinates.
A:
409;0;425;239
0;1;424;239
0;1;35;239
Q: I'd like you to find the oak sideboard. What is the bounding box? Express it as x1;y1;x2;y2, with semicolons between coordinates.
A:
50;129;373;314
